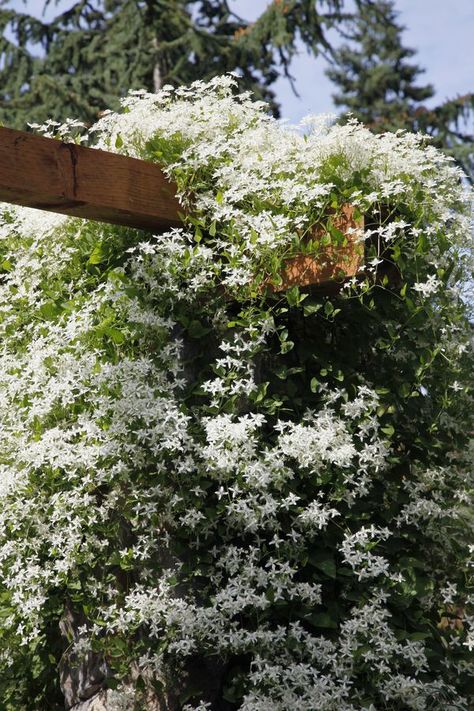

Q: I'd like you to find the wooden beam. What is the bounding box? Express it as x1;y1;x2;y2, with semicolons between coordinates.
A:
269;205;364;292
0;126;366;291
0;127;182;231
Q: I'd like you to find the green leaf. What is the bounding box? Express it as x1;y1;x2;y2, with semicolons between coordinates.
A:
307;612;338;629
286;286;300;307
324;301;334;317
328;224;345;244
104;327;125;345
303;301;322;316
114;133;123;149
280;340;294;354
310;377;319;393
88;242;108;265
253;381;269;403
39;301;61;320
309;551;337;578
407;632;431;641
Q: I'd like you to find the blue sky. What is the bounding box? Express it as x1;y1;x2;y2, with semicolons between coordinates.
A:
9;0;474;123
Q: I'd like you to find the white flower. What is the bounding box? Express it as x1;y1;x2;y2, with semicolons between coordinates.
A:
298;499;340;530
412;274;441;297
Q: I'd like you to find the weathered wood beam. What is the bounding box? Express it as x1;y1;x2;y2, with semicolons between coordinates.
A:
0;126;182;231
270;205;364;292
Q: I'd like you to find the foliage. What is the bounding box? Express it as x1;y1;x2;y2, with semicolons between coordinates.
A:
0;0;352;128
0;76;473;710
325;0;474;182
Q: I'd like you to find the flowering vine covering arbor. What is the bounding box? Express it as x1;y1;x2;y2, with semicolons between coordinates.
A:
0;77;473;710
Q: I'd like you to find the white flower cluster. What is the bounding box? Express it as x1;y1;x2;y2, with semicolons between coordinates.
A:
0;77;472;709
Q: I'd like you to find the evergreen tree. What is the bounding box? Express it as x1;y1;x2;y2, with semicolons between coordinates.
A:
326;0;474;180
0;0;352;128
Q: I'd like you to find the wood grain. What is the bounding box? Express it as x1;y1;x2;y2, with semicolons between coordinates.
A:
0;126;182;231
270;204;364;291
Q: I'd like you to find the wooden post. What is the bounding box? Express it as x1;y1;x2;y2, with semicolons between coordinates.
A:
0;127;182;231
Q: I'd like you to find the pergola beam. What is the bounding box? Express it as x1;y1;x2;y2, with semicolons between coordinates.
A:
0;127;182;231
0;126;365;290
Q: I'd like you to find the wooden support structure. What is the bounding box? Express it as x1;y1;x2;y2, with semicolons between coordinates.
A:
0;126;364;289
273;205;364;290
0;126;182;231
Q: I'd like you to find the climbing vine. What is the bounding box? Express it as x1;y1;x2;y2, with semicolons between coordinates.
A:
0;77;473;710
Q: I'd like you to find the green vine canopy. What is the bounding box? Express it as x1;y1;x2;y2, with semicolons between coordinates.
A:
0;76;473;710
